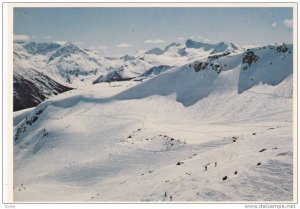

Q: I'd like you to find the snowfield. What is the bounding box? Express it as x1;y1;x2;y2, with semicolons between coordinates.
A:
13;43;294;202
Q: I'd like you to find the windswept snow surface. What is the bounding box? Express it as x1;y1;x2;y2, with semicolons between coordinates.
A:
13;44;293;202
13;39;242;111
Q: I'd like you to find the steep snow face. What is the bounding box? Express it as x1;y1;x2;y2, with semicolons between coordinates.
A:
13;52;73;111
13;41;291;115
238;44;292;93
117;65;219;107
23;42;61;55
117;44;292;107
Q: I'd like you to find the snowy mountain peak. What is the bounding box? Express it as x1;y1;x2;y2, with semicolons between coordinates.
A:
23;42;61;55
185;39;213;50
211;41;238;54
47;42;86;62
185;39;237;54
145;47;164;55
58;42;83;53
164;42;183;52
118;43;292;107
120;54;136;61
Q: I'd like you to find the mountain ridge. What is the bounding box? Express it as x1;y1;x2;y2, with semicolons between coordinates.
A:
13;40;292;111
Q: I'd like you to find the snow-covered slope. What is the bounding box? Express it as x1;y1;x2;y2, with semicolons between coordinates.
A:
13;42;152;110
185;39;238;54
44;43;105;85
13;50;73;111
139;65;175;79
141;39;239;67
118;44;292;106
238;44;292;93
13;39;242;111
23;42;61;55
13;43;293;202
14;42;154;87
14;39;240;87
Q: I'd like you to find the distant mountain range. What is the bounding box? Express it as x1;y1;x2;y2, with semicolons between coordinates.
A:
13;39;290;111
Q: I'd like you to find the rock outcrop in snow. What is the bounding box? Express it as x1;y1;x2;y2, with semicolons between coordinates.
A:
117;43;292;107
13;40;292;112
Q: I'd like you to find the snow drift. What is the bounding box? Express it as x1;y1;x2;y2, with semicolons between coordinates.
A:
13;43;294;202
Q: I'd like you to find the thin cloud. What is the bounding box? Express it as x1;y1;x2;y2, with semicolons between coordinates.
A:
178;37;185;40
196;35;210;43
272;22;277;27
116;43;132;48
44;36;52;39
14;34;30;42
74;41;85;45
283;19;292;28
98;46;108;50
86;47;99;53
54;40;67;45
144;39;165;44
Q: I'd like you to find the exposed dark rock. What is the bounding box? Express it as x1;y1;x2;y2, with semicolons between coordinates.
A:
211;63;222;74
14;73;72;112
276;44;288;53
93;70;132;84
242;50;259;69
139;65;173;78
14;106;47;141
23;42;61;55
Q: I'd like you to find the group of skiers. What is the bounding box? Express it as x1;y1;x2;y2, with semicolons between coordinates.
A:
204;162;217;171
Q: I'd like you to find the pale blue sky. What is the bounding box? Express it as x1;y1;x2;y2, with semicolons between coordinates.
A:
14;7;293;56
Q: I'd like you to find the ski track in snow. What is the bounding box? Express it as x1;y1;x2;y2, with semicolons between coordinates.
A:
13;87;293;202
12;43;293;202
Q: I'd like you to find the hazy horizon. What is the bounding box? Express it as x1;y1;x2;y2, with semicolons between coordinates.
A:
14;7;293;56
